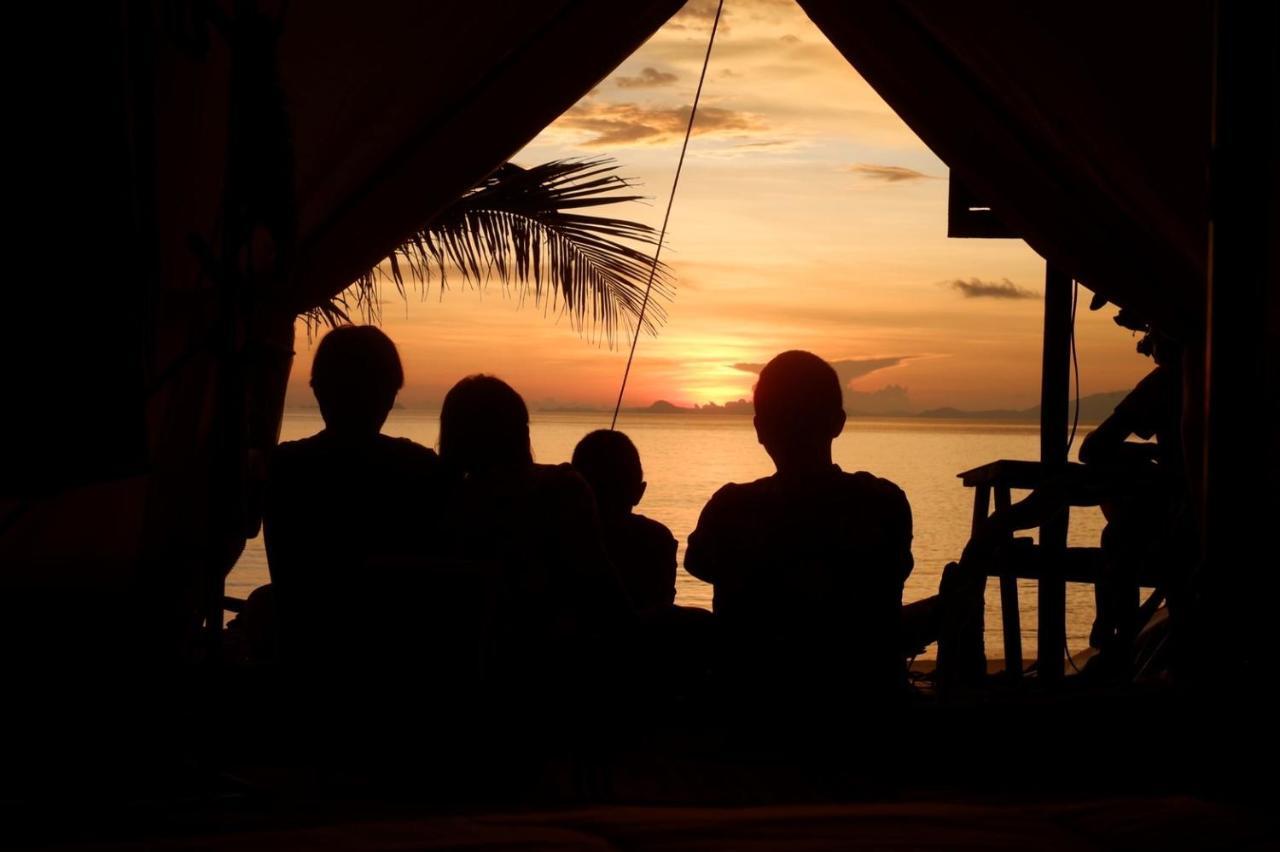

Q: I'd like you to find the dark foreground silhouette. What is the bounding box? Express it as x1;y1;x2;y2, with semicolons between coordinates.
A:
261;326;443;663
572;429;677;615
438;375;632;685
686;351;915;702
1079;331;1185;657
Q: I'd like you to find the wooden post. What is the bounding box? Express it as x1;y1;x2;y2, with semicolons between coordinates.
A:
1038;264;1073;684
994;487;1022;678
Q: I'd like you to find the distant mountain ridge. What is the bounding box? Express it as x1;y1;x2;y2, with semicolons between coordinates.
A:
625;389;1129;422
639;399;754;415
284;390;1131;421
914;390;1128;422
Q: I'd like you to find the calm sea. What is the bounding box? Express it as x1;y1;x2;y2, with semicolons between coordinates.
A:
229;410;1110;659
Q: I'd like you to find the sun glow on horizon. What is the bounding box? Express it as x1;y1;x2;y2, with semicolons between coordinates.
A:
287;0;1153;415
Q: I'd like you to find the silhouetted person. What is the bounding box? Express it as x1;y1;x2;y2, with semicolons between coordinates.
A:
572;430;677;616
1079;330;1184;652
263;325;441;663
685;351;913;702
439;376;630;683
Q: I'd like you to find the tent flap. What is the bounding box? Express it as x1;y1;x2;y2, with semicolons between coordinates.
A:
283;0;686;314
798;0;1213;336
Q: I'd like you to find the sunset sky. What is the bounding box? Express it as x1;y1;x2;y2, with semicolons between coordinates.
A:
285;0;1153;413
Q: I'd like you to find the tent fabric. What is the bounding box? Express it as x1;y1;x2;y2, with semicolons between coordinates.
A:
3;0;681;661
283;2;685;314
798;0;1214;337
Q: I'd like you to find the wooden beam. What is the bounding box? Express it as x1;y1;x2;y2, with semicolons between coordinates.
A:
1038;264;1073;683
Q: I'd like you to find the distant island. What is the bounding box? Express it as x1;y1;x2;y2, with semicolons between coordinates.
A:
636;399;754;415
580;389;1130;423
913;390;1127;423
291;389;1130;423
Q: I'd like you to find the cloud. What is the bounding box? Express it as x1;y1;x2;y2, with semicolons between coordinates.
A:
557;101;763;147
616;67;679;89
730;358;916;414
668;0;725;24
733;355;910;385
666;0;792;31
847;163;937;183
829;356;912;384
846;384;913;415
947;278;1040;300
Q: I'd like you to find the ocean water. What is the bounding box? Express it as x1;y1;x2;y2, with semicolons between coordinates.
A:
229;410;1111;659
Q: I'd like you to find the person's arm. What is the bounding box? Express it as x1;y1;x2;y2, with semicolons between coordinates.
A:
886;483;914;586
684;486;736;585
1079;369;1164;466
662;528;678;607
261;447;302;586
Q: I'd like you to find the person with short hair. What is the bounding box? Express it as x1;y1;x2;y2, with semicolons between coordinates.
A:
685;350;914;700
263;325;441;662
572;429;677;617
1078;330;1184;654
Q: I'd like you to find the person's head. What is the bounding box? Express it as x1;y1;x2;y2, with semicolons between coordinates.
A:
310;325;404;436
438;375;532;475
572;429;646;516
752;350;846;469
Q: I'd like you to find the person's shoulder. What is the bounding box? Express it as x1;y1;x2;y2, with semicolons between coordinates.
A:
374;434;438;467
839;469;910;508
531;462;593;500
532;460;582;482
696;477;774;528
707;475;774;505
1117;367;1168;409
275;432;324;454
628;512;676;543
271;432;327;470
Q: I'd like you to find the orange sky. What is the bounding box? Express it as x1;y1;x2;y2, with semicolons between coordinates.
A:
285;0;1153;413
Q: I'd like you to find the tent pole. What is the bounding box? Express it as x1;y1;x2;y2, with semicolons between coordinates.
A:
1038;263;1072;684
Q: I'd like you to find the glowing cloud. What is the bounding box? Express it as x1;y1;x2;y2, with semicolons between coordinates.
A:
616;67;679;89
557;102;764;147
847;163;937;183
947;278;1040;300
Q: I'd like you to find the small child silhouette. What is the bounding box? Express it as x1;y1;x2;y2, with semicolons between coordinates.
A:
573;429;678;616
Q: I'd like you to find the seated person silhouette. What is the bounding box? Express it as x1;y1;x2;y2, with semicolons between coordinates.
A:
572;430;677;617
438;376;630;683
935;328;1187;684
685;350;913;701
263;325;441;663
1078;328;1184;653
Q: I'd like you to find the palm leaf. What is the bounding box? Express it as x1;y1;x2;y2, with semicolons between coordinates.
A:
307;158;674;345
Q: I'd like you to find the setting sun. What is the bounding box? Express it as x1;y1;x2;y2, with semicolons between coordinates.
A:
284;0;1152;414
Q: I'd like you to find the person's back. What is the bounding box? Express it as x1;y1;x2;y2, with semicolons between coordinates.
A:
263;325;442;662
685;351;912;699
572;429;677;616
439;376;630;683
1078;331;1185;653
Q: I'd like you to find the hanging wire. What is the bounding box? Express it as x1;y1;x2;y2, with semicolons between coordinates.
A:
1065;279;1083;673
611;0;725;430
1065;279;1082;455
